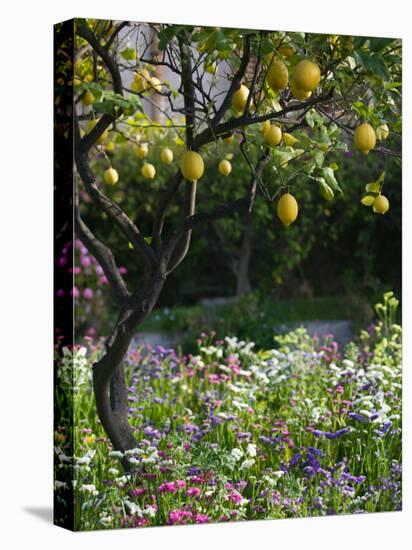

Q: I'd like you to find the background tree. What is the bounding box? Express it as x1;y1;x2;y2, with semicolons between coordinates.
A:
71;19;401;463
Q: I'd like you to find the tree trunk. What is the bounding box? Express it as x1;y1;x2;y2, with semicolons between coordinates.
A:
235;215;253;298
92;271;166;463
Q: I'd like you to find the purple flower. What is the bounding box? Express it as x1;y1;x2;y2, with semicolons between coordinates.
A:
349;412;367;423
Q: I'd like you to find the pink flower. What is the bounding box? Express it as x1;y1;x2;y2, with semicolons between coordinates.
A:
158;481;177;493
119;266;128;274
131;487;146;497
83;288;94;300
175;479;187;489
81;256;91;268
99;276;108;285
168;510;193;525
70;286;80;298
228;491;242;504
186;486;201;498
194;514;209;524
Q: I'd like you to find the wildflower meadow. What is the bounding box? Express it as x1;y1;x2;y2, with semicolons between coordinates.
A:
54;293;401;530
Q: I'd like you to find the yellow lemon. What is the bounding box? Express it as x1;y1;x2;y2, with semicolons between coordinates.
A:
278;44;294;58
86;119;108;144
378;123;389;141
264;124;282;146
135;143;149;159
290;78;312;100
261;120;271;135
293;60;321;91
180;151;204;182
373;194;389;214
267;58;289;91
160;147;174;165
277;193;299;225
282;133;298;147
104;167;118;185
141;163;156;180
218;159;232;176
232;84;252;112
82;91;95;106
354;123;376;154
105;141;115;152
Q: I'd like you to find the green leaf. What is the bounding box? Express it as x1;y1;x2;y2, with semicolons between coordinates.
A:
354;50;390;81
365;181;380;193
322;167;343;194
369;37;394;52
312;150;324;168
120;47;137;61
361;194;376;206
158;25;185;50
305;111;315;128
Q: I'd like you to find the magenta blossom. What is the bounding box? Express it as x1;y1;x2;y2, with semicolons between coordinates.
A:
158;481;177;493
71;286;80;298
186;486;201;498
194;514;209;524
228;492;243;504
83;288;94;300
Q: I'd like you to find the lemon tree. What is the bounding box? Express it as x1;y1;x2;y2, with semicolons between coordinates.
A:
54;19;402;459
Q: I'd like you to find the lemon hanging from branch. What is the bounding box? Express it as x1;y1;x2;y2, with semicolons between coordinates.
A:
277;193;299;225
135;143;149;159
160;147;174;165
354;123;376;154
218;159;232;176
267;58;289;92
232;84;253;113
104;167;119;185
264;124;282;146
293;60;321;92
180;151;204;183
141;162;156;180
373;194;390;214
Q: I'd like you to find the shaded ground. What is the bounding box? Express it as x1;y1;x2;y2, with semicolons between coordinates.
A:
135;320;353;349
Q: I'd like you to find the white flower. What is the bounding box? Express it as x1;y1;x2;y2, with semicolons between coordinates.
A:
81;484;99;496
240;458;255;470
108;450;124;458
115;475;130;487
100;514;112;526
239;498;250;507
231;448;244;461
108;468;119;476
124;500;142;516
143;506;157;518
247;443;257;458
124;447;141;456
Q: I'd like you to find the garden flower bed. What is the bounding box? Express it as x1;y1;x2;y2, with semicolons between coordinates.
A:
55;315;402;530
